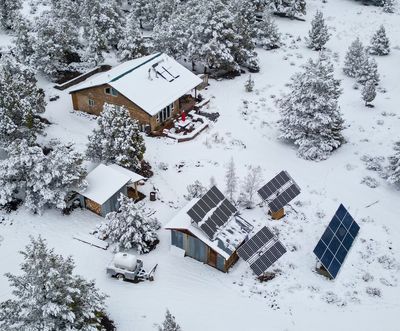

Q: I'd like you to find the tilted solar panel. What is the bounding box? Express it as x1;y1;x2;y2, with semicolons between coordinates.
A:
313;204;360;279
258;170;290;201
186;186;225;223
237;226;275;261
250;241;287;276
268;183;301;212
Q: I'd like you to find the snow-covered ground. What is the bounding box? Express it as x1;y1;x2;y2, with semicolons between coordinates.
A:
1;0;400;330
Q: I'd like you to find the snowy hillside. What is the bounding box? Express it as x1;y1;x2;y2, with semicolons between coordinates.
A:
1;0;400;330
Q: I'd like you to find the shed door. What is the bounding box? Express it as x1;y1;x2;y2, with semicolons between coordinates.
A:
208;249;218;267
85;198;102;215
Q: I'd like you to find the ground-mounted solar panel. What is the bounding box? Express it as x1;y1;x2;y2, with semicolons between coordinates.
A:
258;171;290;201
313;204;360;279
237;226;286;275
187;186;225;223
269;183;301;213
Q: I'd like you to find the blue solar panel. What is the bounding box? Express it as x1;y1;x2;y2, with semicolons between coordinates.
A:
313;204;360;279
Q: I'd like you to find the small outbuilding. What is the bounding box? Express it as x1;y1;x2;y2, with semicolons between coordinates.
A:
165;198;252;272
78;164;145;216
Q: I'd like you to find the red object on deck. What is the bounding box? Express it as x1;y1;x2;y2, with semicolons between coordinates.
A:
181;111;186;122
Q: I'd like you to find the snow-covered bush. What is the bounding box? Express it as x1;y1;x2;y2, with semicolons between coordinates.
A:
306;11;330;51
383;0;395;13
245;75;255;92
386;141;400;185
361;176;379;188
343;38;366;78
87;103;146;172
0;236;108;330
0;0;22;30
369;25;390;55
366;287;382;297
0;140;87;213
270;0;307;18
278;52;344;161
239;166;263;209
184;180;207;201
0;56;46;146
256;11;281;50
158;309;181;331
100;194;160;254
362;81;377;106
360;154;384;172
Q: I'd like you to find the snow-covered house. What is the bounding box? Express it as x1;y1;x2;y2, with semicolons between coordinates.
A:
78;164;144;217
69;53;202;132
165;198;253;272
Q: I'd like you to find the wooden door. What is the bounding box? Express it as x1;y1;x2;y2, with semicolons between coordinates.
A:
85;198;102;215
208;248;218;267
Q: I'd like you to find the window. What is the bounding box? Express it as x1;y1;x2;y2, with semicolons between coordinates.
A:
104;87;118;96
156;103;174;123
88;99;95;107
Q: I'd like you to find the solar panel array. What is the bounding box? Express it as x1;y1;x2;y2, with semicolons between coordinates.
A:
258;171;301;213
313;204;360;279
186;186;238;240
237;226;287;276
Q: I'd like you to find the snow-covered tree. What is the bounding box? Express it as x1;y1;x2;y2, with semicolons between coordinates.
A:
0;236;107;331
357;55;380;86
154;0;180;27
383;0;395;13
99;194;160;253
239;166;263;209
225;157;239;201
278;52;344;161
343;38;366;78
245;75;255;92
158;310;181;331
11;17;34;64
387;141;400;185
117;12;148;61
0;56;46;146
131;0;157;29
306;11;330;51
0;0;22;30
184;180;207;200
87;103;146;172
270;0;306;18
0;140;87;213
362;81;376;106
369;25;390;55
256;11;281;50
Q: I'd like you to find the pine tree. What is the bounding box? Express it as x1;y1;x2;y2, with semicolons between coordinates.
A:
225;157;239;201
184;180;207;200
0;236;107;331
387;141;400;185
154;0;180;27
306;11;330;51
357;55;380;86
11;17;34;64
0;0;22;30
343;38;366;78
383;0;395;13
158;310;182;331
99;194;160;253
0;56;46;146
131;0;157;29
369;25;390;55
362;81;376;106
245;75;255;92
256;11;281;50
239;166;263;209
271;0;306;18
117;12;148;61
0;140;87;213
279;52;344;161
87;103;146;172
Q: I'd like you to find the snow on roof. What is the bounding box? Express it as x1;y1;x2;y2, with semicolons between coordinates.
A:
79;164;131;205
108;163;145;184
69;53;203;116
165;199;251;259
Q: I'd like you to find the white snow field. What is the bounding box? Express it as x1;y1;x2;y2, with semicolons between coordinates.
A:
1;0;400;330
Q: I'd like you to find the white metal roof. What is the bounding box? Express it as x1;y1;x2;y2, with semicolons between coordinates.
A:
108;163;145;184
69;53;202;116
165;199;250;259
79;164;131;205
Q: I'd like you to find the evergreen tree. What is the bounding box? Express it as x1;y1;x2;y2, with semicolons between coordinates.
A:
0;0;22;30
357;55;380;86
343;37;366;78
369;25;390;55
11;17;34;64
387;141;400;185
239;166;263;209
278;52;344;161
158;310;182;331
0;140;87;213
184;180;207;200
0;236;107;331
87;103;146;172
131;0;157;29
99;194;160;253
256;11;281;50
0;56;46;146
245;75;255;92
225;157;239;202
362;81;376;106
306;11;330;51
271;0;306;18
154;0;180;27
117;12;148;61
383;0;395;13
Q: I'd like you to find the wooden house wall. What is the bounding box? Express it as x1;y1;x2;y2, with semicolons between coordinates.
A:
71;84;181;131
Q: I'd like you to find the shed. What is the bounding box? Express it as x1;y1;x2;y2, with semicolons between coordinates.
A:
165;199;252;272
78;164;144;216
